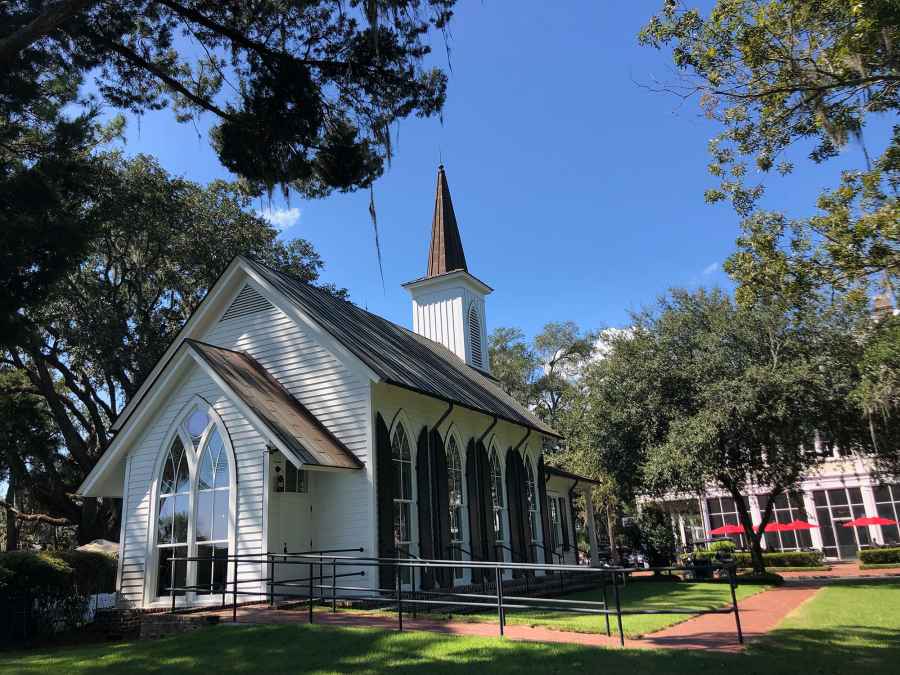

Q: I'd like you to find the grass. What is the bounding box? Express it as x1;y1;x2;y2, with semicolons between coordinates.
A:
451;580;765;637
3;582;899;675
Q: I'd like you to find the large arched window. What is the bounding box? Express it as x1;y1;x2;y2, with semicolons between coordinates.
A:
446;435;465;578
155;404;232;600
489;445;505;544
525;456;540;546
391;422;413;583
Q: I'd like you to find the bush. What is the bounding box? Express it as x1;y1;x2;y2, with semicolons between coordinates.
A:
623;506;678;568
708;540;736;554
684;549;824;568
0;550;117;642
859;547;900;565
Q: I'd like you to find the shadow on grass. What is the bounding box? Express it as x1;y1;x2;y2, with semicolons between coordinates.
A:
4;619;899;675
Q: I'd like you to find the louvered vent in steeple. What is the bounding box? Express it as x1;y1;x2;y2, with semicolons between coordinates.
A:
469;304;483;369
220;284;273;322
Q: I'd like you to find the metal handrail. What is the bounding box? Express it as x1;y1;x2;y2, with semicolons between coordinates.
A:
161;551;744;647
529;541;565;564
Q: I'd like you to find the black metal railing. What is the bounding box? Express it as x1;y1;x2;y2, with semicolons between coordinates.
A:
160;550;744;647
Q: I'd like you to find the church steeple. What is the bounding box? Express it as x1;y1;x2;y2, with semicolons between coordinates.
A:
426;165;468;278
403;164;492;372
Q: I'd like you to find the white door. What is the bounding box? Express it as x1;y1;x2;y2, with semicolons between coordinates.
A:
268;454;313;597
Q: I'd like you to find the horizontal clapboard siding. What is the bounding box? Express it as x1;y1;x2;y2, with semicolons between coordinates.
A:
206;302;374;582
119;366;267;606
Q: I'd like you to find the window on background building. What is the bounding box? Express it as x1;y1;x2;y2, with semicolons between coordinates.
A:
757;492;813;551
155;406;231;600
813;488;871;559
874;485;900;544
548;498;562;553
525;457;540;549
446;436;466;579
391;423;413;584
489;446;505;545
705;496;747;548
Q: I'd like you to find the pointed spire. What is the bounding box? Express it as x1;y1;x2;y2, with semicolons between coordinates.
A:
426;165;468;278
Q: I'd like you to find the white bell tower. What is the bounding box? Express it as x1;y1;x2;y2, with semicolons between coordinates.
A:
403;165;492;373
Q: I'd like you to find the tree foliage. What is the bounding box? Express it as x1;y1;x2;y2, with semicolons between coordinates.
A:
1;0;454;196
0;154;337;543
573;287;878;573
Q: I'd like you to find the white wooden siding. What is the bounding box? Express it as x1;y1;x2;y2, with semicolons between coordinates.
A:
119;365;268;606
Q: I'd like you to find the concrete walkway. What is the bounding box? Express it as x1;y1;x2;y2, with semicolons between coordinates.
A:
199;585;821;653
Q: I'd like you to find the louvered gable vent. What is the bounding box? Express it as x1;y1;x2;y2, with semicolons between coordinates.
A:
220;284;273;322
469;305;483;368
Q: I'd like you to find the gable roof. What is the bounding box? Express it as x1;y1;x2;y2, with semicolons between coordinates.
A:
242;257;559;437
186;340;362;470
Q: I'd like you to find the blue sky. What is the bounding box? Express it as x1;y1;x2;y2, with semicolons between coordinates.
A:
109;1;886;340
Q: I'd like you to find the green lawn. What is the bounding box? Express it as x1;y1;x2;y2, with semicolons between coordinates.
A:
3;582;899;675
454;580;765;637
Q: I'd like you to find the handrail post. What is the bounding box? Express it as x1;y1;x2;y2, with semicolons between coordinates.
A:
268;553;275;608
331;559;337;612
232;554;238;623
728;564;744;644
602;572;611;636
319;553;324;604
308;562;314;624
169;551;176;613
613;572;624;647
495;565;505;638
396;566;403;632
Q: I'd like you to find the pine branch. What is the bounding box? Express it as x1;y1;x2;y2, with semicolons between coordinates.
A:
0;499;72;526
0;0;97;67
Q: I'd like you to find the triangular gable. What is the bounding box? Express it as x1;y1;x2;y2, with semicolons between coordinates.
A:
109;257;380;436
79;339;362;496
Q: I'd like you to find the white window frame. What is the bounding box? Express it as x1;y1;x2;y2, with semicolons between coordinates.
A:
390;416;416;587
145;398;237;607
489;444;506;549
446;430;467;580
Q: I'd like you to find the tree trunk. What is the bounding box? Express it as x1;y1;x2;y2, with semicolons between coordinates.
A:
731;488;767;576
606;506;620;564
5;477;19;551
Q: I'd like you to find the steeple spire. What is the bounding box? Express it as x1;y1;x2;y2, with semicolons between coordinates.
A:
426;165;468;278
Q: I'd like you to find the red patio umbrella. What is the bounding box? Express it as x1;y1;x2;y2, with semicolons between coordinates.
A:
709;523;745;536
781;520;819;531
841;516;898;528
755;521;791;532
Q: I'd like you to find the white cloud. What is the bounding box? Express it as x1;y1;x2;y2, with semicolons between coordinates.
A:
702;261;720;276
257;205;301;231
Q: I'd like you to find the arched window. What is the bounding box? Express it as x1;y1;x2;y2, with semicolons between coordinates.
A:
155;404;232;600
489;446;505;543
195;428;230;594
391;422;413;583
157;437;190;597
446;436;465;578
525;456;539;546
468;304;483;368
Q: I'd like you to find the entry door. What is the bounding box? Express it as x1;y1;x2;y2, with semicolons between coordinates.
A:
268;455;313;595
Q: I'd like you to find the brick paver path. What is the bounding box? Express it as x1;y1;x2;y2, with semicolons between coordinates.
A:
200;584;820;652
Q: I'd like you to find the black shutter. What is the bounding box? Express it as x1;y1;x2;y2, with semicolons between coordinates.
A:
431;428;452;588
477;441;497;563
537;455;554;567
559;496;570;558
375;413;395;591
465;439;484;583
505;449;525;578
416;426;434;590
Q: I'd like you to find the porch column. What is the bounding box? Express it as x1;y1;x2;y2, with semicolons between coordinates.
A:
749;495;766;550
802;491;824;551
583;485;601;567
699;496;711;538
861;484;883;545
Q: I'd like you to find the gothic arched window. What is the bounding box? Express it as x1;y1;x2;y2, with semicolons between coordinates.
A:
489;445;505;543
446;435;465;578
391;422;413;583
155;405;231;600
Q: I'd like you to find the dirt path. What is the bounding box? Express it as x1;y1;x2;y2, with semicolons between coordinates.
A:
201;585;821;653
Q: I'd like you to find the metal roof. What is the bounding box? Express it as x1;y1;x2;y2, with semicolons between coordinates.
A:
187;339;363;470
243;257;560;438
427;165;468;278
544;466;603;486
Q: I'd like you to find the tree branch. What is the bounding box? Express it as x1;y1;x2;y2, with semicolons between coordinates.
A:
0;0;97;67
0;499;73;526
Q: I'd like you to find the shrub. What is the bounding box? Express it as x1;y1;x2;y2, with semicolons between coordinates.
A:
859;547;900;565
708;540;736;554
685;549;824;568
0;550;117;642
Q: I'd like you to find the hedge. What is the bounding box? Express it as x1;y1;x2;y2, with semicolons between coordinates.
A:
0;550;117;643
859;547;900;566
686;550;824;568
